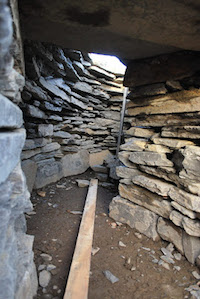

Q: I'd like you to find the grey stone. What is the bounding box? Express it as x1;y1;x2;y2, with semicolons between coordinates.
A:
125;127;155;138
62;150;89;177
116;166;141;179
0;129;26;184
118;151;138;168
168;187;200;213
103;270;119;284
91;165;108;173
178;146;200;182
53;131;72;139
25;80;50;101
109;196;160;241
157;217;184;254
39;270;51;288
119;183;172;218
174;253;182;261
171;201;197;219
89;66;116;81
152;136;194;149
96;173;108;182
76;179;90;187
120;138;147;151
169;210;184;227
26;104;47;119
38;124;54;137
132;174;173;196
192;271;200;280
182;217;200;237
21;160;37;193
42;143;61;153
129;151;173;167
34;159;63;189
21;148;41;160
39;77;69;100
160;255;175;264
128;83;167;99
0;94;23;128
182;231;200;264
23;138;50;150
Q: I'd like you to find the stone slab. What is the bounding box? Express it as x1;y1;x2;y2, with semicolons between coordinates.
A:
109;196;160;241
21;160;37;193
62;150;89;177
0;129;26;184
129;151;173;167
157;217;184;254
182;231;200;264
0;94;23;128
119;183;172;218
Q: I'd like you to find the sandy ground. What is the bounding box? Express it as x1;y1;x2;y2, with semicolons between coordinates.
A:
27;170;200;299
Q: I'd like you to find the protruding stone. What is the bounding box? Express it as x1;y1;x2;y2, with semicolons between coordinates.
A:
0;94;23;128
119;183;172;218
0;129;26;184
157;217;184;254
109;196;160;241
129;151;173;167
182;231;200;264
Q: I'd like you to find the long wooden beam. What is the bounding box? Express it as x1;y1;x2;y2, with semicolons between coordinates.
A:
63;179;98;299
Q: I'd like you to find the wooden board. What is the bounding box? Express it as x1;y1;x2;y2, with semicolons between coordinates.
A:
63;179;98;299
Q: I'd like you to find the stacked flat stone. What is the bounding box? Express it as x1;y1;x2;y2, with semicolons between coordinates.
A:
109;55;200;265
21;41;125;189
0;4;37;299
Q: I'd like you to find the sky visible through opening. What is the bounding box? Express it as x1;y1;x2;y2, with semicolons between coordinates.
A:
89;53;126;75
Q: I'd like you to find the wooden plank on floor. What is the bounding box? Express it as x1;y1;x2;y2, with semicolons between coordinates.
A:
63;179;98;299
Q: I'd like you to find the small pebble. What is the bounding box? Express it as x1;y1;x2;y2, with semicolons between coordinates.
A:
174;253;182;261
119;241;126;247
103;270;119;284
174;266;181;271
192;271;200;280
40;253;52;262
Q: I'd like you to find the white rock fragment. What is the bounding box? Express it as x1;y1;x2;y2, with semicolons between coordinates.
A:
174;253;182;261
119;241;126;247
40;253;52;262
174;266;181;271
91;247;100;256
39;270;51;288
192;271;200;280
141;247;151;251
152;258;159;264
103;270;119;284
160;255;175;264
161;262;171;270
134;232;142;239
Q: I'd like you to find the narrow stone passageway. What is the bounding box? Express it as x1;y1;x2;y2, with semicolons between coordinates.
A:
27;171;199;299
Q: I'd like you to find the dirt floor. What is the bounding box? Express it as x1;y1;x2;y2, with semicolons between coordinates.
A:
27;170;200;299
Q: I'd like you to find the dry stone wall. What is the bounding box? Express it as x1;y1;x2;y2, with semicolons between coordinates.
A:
20;41;125;190
0;1;37;298
110;52;200;266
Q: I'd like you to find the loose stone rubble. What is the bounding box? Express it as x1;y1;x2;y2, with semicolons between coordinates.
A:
20;40;125;190
109;52;200;267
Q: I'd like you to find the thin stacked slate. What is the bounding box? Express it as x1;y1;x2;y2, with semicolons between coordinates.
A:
21;41;126;189
109;56;200;266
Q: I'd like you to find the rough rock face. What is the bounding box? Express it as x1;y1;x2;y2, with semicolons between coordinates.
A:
21;40;126;188
0;1;37;298
109;51;200;266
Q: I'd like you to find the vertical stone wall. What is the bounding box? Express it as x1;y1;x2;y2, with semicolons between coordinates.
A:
20;40;125;190
110;51;200;266
0;1;37;298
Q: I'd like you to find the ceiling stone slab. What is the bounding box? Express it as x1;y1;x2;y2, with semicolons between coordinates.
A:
18;0;200;59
